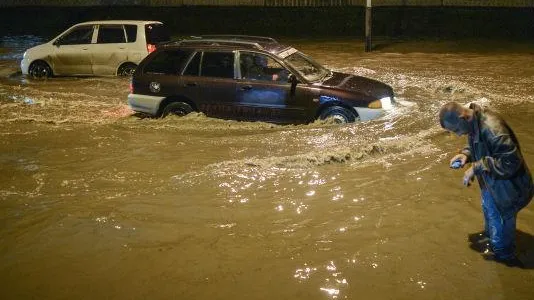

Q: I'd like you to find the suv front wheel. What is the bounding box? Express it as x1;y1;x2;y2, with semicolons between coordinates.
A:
319;106;359;124
161;101;193;118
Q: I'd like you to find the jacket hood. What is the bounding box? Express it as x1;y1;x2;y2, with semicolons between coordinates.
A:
321;72;393;98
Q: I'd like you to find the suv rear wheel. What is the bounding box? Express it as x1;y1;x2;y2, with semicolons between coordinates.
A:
162;102;193;118
319;106;359;124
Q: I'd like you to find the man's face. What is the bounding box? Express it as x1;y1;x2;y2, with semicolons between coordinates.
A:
443;116;468;137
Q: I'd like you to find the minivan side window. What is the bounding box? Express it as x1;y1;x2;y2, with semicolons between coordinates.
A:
58;25;94;45
125;25;137;43
183;52;201;76
143;50;192;75
200;52;234;79
97;25;126;44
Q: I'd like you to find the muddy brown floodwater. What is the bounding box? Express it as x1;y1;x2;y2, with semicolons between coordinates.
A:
1;36;534;300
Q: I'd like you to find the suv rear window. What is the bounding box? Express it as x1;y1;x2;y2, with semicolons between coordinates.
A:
143;49;192;75
145;23;170;44
200;52;234;78
183;52;201;76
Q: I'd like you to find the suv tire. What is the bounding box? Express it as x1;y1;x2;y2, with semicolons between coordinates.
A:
162;101;193;118
29;61;52;79
319;106;358;124
117;63;137;76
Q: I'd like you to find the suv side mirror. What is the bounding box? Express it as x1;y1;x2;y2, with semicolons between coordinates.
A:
288;73;298;96
288;73;298;84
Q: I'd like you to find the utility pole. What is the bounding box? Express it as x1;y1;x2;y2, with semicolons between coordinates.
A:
365;0;372;52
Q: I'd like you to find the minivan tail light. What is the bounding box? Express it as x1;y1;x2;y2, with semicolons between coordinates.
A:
147;44;157;53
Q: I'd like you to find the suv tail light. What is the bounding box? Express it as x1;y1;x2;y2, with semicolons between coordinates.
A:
147;44;157;53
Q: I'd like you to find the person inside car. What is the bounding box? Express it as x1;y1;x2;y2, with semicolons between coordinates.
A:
240;53;288;82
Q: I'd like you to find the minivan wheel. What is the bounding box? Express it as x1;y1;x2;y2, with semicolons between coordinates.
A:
162;102;193;118
117;63;137;76
319;106;359;124
28;61;52;79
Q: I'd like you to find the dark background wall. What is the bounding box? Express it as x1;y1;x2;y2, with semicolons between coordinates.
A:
1;6;533;39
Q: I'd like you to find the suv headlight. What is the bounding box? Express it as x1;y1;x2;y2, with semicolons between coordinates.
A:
368;96;393;110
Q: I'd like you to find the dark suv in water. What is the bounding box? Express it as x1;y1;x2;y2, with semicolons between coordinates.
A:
127;35;394;124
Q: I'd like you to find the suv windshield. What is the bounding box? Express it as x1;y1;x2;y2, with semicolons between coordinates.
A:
283;52;328;82
145;23;170;44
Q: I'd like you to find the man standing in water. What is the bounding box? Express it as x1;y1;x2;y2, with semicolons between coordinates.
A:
439;101;533;267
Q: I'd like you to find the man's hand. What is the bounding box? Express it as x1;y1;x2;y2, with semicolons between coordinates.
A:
450;153;467;169
463;166;475;186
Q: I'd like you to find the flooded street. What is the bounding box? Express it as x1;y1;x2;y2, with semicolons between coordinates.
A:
1;36;534;299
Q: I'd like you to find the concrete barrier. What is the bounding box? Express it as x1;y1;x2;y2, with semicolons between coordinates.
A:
2;0;534;7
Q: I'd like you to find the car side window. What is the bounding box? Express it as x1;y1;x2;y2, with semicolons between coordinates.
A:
240;52;289;82
200;52;234;79
58;25;94;45
124;25;137;43
183;52;201;76
143;50;192;75
97;25;126;44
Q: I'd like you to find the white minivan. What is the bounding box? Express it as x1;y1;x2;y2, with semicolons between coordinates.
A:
20;20;170;78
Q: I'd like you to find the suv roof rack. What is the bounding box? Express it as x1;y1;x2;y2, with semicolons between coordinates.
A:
161;35;280;51
177;38;265;50
193;35;278;44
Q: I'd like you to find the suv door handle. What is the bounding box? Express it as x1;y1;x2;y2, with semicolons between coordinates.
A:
184;82;197;87
241;85;252;90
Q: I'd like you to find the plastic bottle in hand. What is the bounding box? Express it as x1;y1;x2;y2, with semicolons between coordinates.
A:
450;159;462;169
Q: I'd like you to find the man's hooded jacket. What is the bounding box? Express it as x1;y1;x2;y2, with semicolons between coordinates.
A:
461;103;533;217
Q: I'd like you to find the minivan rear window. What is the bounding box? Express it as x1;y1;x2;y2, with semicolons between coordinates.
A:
145;23;170;44
125;25;137;43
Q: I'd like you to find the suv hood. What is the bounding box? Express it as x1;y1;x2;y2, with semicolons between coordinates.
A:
320;72;393;98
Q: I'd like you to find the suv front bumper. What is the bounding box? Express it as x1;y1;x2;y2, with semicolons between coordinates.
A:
354;96;394;121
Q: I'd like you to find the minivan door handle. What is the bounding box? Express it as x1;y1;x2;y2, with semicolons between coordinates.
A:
241;85;252;90
184;82;197;87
